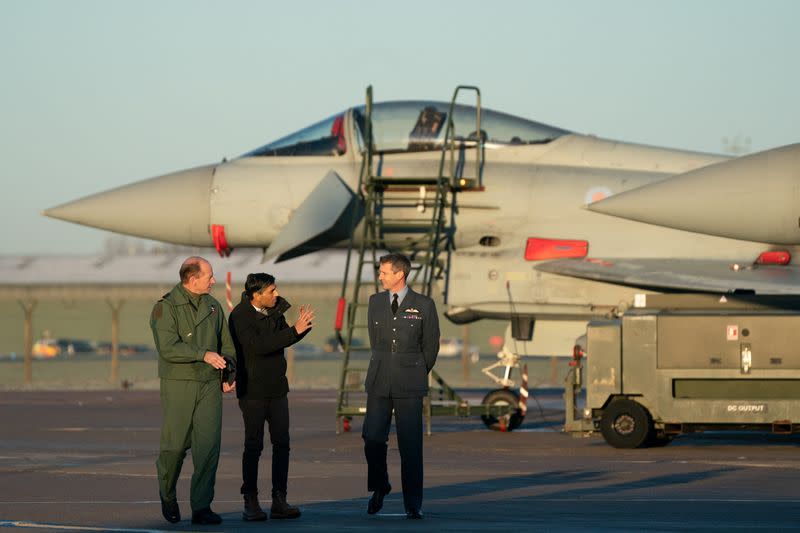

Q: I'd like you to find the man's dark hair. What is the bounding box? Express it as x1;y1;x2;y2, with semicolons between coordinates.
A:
179;256;205;284
244;273;276;300
379;253;411;280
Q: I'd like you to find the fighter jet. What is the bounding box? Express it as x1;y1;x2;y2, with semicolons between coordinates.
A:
44;89;800;357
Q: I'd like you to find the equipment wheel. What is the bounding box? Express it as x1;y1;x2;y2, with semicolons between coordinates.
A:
600;398;652;448
480;389;524;431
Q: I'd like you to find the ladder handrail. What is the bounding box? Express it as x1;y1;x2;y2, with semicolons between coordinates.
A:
338;85;373;303
439;85;483;188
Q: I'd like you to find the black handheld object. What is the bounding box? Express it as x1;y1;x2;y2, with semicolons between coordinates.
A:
221;356;236;386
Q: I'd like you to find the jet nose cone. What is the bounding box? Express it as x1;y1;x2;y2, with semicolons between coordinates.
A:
43;164;215;245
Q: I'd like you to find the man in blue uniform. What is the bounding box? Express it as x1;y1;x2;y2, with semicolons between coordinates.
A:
362;253;440;519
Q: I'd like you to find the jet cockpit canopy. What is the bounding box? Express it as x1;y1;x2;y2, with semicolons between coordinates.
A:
244;101;570;157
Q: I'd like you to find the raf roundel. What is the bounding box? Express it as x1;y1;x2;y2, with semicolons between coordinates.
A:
585;186;613;205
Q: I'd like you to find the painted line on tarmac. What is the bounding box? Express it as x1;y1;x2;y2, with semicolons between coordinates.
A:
0;500;161;505
45;427;159;432
46;470;157;477
688;459;800;469
0;499;342;505
1;497;799;505
606;458;800;470
0;521;176;533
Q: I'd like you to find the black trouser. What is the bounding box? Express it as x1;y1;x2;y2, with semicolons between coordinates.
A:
362;394;424;512
238;396;290;496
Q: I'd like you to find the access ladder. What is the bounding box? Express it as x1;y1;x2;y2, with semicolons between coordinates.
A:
334;85;484;434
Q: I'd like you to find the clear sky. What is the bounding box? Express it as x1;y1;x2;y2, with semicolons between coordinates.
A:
2;0;798;255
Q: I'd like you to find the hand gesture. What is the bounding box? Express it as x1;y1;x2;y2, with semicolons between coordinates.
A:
293;305;315;334
222;381;236;393
203;351;227;369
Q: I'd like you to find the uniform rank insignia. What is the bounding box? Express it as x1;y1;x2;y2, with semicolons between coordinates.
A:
210;305;216;313
402;310;422;320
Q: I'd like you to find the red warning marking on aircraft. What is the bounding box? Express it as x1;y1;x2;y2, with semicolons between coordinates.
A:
525;238;588;261
756;250;791;265
211;224;232;257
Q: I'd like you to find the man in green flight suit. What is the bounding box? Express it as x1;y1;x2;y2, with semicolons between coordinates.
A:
150;256;237;525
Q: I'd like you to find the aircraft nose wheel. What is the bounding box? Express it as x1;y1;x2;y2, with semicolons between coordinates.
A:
480;389;525;431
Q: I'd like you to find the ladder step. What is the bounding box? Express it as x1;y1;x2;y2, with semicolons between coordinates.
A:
378;201;449;208
379;194;449;200
337;406;368;415
380;224;437;234
379;217;442;223
370;176;449;185
375;217;446;225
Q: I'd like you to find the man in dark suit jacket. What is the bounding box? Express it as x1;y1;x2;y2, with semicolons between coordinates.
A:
363;253;439;519
229;273;314;522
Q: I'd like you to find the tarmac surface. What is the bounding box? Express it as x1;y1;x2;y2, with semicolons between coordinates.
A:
1;389;800;532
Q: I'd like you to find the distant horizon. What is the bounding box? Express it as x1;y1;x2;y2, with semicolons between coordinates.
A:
3;1;798;255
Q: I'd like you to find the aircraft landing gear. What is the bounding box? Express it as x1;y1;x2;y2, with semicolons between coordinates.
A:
476;348;528;431
480;388;525;431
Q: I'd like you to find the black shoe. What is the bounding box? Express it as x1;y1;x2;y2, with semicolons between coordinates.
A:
191;508;222;525
406;508;423;519
271;491;301;519
367;484;391;515
160;497;180;524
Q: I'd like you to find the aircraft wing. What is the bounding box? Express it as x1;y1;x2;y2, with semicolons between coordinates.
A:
535;258;800;295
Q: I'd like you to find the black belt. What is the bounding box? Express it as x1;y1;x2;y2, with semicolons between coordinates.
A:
375;349;420;356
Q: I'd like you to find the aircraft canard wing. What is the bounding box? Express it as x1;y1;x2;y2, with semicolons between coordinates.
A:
263;170;363;263
535;258;800;295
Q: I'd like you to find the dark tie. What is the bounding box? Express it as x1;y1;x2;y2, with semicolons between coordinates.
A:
391;293;398;315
